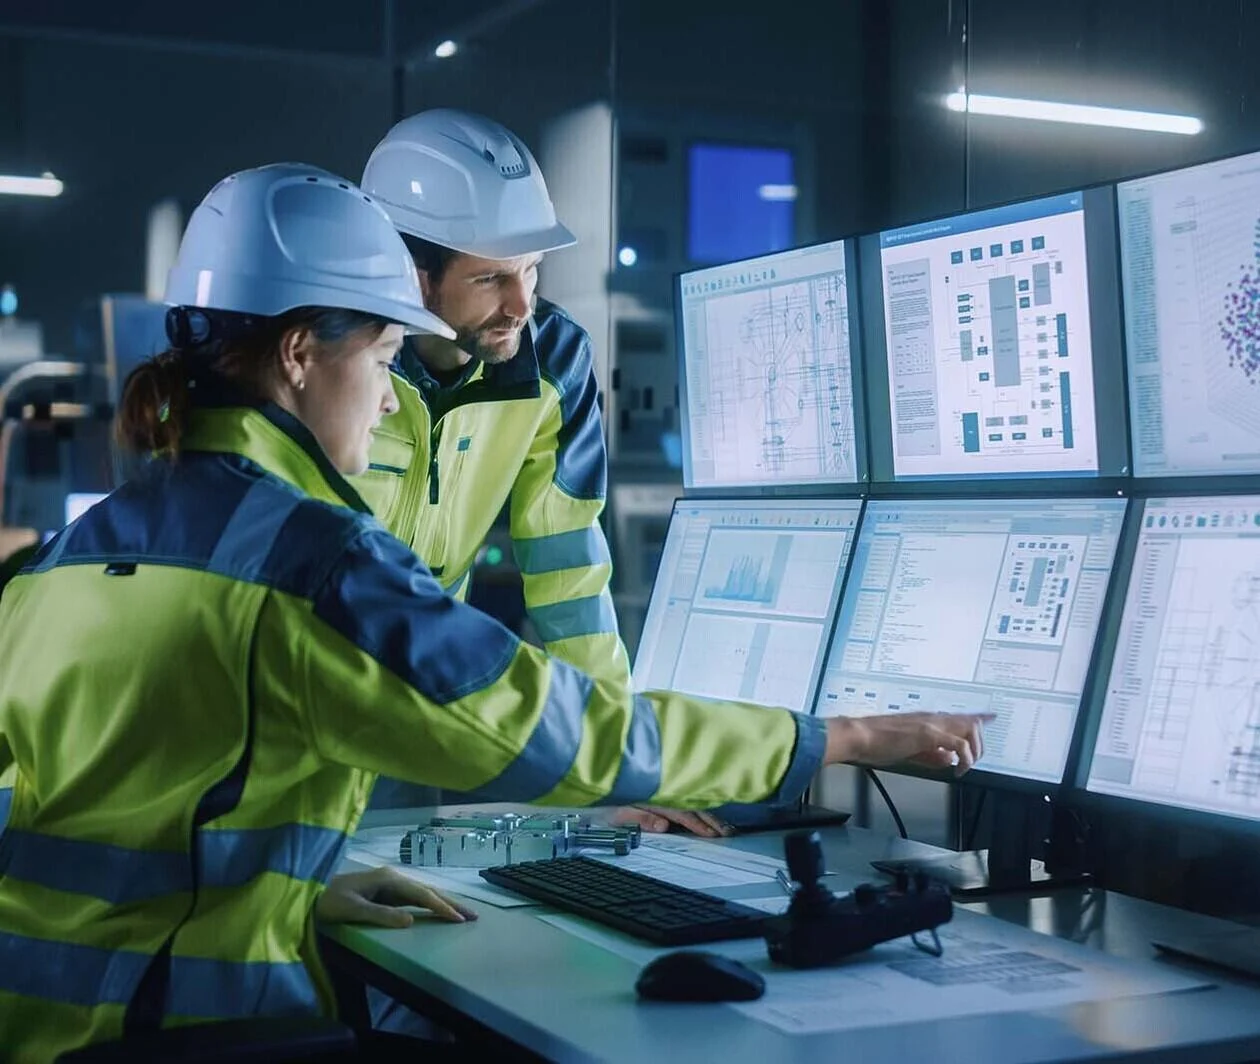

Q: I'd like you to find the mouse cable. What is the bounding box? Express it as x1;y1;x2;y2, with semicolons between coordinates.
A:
864;768;907;840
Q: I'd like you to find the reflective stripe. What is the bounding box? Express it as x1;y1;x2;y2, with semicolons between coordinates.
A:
457;662;592;802
769;713;828;805
513;527;609;575
0;787;10;832
0;824;346;904
207;479;303;583
199;823;347;889
606;694;663;803
530;592;618;642
0;932;317;1017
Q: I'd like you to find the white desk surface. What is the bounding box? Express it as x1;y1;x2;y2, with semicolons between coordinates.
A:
322;805;1260;1063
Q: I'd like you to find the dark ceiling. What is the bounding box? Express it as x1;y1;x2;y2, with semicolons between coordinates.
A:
0;0;544;67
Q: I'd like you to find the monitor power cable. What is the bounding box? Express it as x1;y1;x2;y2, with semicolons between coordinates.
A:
865;768;907;840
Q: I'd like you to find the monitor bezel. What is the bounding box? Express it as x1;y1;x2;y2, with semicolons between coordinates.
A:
673;236;870;496
1066;487;1260;837
810;492;1133;798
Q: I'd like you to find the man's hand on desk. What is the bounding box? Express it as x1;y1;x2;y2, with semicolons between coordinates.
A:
828;711;992;775
608;806;734;838
316;867;479;928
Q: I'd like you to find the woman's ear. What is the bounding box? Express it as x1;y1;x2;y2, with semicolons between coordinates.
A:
277;326;317;392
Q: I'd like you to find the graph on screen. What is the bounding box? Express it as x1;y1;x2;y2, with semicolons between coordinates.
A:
1119;150;1260;476
632;499;862;711
1087;497;1260;821
878;193;1100;480
678;240;858;489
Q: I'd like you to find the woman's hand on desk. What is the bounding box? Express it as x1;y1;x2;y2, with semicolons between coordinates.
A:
827;711;993;776
606;806;733;838
316;867;479;928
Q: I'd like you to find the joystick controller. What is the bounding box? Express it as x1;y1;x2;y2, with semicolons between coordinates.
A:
763;831;953;968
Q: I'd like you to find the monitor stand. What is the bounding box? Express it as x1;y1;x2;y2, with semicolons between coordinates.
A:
869;795;1089;897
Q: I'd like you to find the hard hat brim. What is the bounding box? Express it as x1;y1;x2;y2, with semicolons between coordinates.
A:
413;220;578;261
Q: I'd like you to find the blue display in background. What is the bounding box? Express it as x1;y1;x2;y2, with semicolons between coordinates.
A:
688;143;795;264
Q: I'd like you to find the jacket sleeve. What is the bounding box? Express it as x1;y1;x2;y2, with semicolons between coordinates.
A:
509;330;632;692
296;526;826;809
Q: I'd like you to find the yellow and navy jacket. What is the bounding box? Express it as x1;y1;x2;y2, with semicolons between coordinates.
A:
0;394;824;1061
350;298;630;690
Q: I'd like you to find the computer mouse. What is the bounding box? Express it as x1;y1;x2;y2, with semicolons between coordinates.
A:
635;949;766;1002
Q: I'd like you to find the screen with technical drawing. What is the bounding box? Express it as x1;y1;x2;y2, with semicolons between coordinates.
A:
864;188;1128;482
677;239;861;490
816;498;1126;784
1085;496;1260;822
632;498;863;711
1119;150;1260;477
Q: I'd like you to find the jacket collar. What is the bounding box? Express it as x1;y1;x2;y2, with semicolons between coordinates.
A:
181;374;370;513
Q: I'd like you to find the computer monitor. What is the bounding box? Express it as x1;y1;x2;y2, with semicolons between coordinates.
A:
675;239;863;492
1119;151;1260;478
861;189;1129;484
1079;494;1260;828
816;497;1128;893
634;497;863;713
64;492;108;525
817;496;1126;783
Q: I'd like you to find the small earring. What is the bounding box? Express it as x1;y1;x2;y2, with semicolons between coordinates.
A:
296;379;305;391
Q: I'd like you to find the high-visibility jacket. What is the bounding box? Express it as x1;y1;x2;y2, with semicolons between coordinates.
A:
349;298;630;690
0;394;824;1062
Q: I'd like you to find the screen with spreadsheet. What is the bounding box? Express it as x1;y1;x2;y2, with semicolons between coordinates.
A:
865;188;1128;482
815;498;1126;784
632;498;863;712
1119;151;1260;478
676;239;861;491
1084;496;1260;823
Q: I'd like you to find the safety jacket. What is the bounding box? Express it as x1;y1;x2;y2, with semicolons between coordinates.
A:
0;394;824;1061
350;298;630;690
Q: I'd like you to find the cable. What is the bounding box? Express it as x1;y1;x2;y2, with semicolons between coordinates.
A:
864;769;907;840
963;789;988;852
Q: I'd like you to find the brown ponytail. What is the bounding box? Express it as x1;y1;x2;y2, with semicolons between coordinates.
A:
112;305;391;460
114;349;192;458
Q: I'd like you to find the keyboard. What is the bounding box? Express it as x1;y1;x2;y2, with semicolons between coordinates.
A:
480;856;770;946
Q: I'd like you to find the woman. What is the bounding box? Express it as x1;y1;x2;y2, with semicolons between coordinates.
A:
0;163;987;1060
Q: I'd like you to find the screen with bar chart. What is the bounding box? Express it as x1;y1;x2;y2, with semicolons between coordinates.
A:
866;188;1128;482
632;498;863;711
1083;496;1260;824
815;498;1126;785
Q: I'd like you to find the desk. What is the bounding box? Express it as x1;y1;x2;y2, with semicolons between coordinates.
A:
322;806;1260;1063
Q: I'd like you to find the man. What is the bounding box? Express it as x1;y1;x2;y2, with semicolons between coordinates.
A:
356;110;725;833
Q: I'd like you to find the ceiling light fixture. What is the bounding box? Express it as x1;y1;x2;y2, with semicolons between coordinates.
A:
0;172;64;197
944;91;1202;136
434;40;458;59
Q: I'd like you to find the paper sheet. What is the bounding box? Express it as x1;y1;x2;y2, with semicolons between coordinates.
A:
589;835;785;892
537;906;1211;1036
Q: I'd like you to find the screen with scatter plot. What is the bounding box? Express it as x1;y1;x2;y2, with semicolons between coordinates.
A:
1120;150;1260;477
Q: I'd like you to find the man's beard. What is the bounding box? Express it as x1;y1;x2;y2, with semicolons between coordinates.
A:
455;319;524;364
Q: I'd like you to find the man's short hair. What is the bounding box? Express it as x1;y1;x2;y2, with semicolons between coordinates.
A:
401;232;459;284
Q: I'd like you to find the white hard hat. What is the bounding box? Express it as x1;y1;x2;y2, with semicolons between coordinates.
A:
165;163;455;338
361;109;576;260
